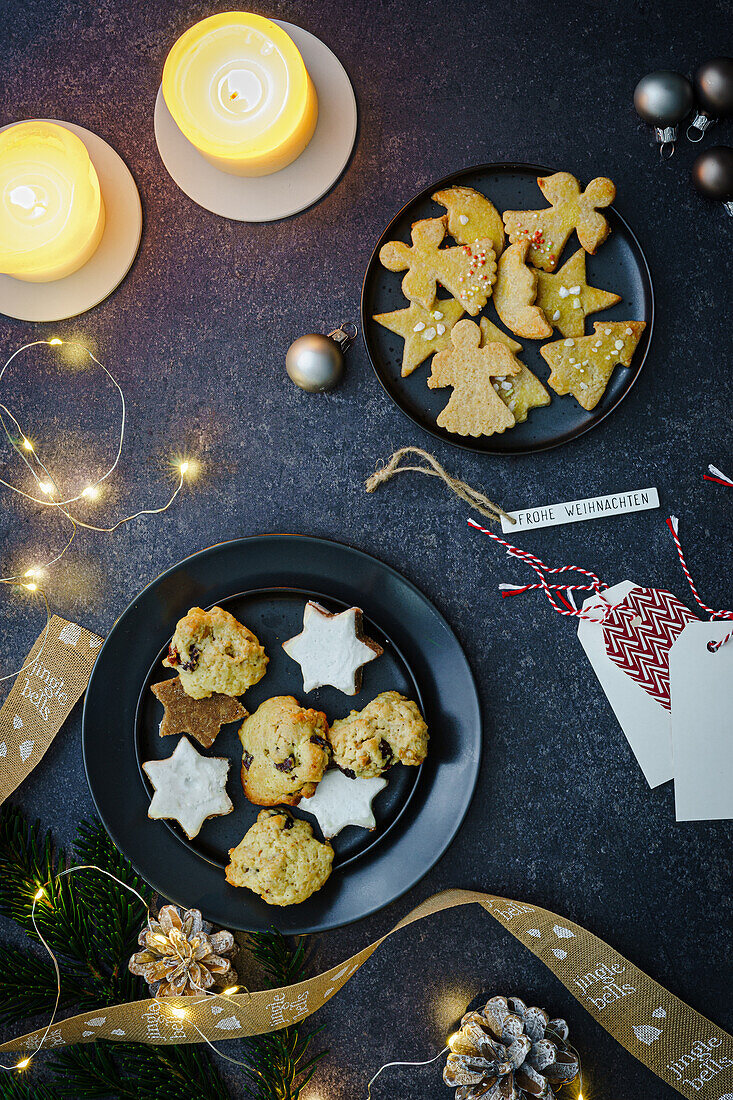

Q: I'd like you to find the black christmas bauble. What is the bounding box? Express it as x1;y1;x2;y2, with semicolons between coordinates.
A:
634;70;694;126
694;57;733;118
692;146;733;203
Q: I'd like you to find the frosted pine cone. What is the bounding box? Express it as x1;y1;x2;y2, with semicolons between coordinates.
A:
128;904;237;997
444;996;579;1099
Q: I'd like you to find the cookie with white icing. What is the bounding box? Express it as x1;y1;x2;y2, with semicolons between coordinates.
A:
143;736;233;839
300;768;388;837
282;601;383;695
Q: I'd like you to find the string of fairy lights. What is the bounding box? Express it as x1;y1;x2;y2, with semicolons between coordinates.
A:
0;337;196;681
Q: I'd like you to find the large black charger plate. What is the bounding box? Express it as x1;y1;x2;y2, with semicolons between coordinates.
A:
361;162;654;454
83;535;481;934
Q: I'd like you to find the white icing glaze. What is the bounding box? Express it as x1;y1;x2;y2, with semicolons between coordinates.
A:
300;769;387;837
143;737;232;839
282;601;382;695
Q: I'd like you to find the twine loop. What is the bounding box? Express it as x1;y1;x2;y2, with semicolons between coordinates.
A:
666;517;733;652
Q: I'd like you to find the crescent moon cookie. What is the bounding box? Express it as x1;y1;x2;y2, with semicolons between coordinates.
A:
478;319;551;424
534;249;621;339
238;695;331;807
163;605;268;699
379;216;497;315
225;809;334;907
282;601;383;695
539;321;646;410
143;736;233;840
300;768;388;838
329;690;429;779
428;319;521;437
493;241;553;340
373;297;465;377
432;185;505;256
503;172;616;271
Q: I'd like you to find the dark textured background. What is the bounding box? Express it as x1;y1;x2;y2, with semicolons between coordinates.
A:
1;1;731;1097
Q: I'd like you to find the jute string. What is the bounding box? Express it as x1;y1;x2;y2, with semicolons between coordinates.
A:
366;447;515;526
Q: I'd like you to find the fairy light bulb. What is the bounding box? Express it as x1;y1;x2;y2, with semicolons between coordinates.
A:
222;985;239;996
24;582;37;592
38;481;54;495
34;887;45;901
48;338;63;346
170;1007;187;1019
179;460;190;475
81;485;99;500
21;438;33;451
15;1058;31;1070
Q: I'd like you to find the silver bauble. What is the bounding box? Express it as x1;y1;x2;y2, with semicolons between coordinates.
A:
285;324;356;392
634;70;694;126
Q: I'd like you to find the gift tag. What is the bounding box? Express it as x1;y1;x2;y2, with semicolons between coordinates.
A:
669;621;733;821
602;587;698;711
577;582;673;788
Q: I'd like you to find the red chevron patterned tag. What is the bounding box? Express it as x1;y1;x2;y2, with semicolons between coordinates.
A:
602;588;698;710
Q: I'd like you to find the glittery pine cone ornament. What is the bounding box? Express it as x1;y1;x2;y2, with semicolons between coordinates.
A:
444;996;579;1099
128;904;237;997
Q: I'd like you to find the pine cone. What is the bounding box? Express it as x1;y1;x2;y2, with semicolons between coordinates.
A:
128;904;237;997
444;996;579;1099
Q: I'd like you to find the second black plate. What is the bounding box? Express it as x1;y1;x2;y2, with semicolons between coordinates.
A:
362;162;654;454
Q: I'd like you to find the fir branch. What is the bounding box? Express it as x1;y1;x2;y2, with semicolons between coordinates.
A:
50;1042;230;1100
0;1075;59;1100
0;942;98;1025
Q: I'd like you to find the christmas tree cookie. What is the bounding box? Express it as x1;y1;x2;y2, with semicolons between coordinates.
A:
379;216;497;315
432;185;505;256
479;319;551;424
535;249;621;338
373;297;464;377
493;240;553;340
540;321;646;410
428;319;520;436
503;172;616;271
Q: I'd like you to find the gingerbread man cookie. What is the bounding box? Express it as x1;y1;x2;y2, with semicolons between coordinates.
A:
540;321;646;410
379;216;497;315
428;319;520;437
535;249;621;339
503;172;616;271
373;297;464;377
432;185;505;257
493;240;553;340
478;319;550;424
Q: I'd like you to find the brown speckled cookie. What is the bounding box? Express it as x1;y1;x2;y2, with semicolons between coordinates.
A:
225;809;334;906
329;690;429;779
163;606;268;700
239;695;331;807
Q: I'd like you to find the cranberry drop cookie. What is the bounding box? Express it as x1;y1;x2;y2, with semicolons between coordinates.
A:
225;809;334;906
163;606;267;699
328;690;429;779
239;695;331;806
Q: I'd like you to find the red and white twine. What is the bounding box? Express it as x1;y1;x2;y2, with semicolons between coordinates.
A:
703;464;733;489
666;516;733;652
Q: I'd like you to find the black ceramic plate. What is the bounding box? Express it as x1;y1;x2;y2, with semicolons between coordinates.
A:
83;535;481;934
361;162;654;454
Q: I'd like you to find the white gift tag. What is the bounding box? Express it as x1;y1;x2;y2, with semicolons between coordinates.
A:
577;581;672;788
669;621;733;821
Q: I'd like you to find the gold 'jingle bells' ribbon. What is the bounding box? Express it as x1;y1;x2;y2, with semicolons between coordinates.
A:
1;889;731;1099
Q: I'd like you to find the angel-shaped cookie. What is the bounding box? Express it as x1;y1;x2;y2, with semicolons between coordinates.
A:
379;216;496;315
493;240;553;340
428;319;520;436
503;172;616;271
535;249;621;339
372;297;464;376
432;185;505;256
479;318;551;423
540;320;646;410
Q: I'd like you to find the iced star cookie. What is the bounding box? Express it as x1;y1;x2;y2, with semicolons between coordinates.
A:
300;768;388;838
329;690;429;779
428;319;520;437
143;736;233;839
151;677;247;748
225;809;334;907
282;601;383;695
479;319;551;424
503;172;616;271
239;696;331;807
534;249;621;339
539;321;646;410
493;240;552;340
372;297;464;377
432;185;505;256
379;216;497;315
163;606;268;700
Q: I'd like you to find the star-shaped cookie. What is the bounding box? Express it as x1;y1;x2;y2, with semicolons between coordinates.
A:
143;737;233;839
151;677;247;748
535;249;621;339
282;601;383;695
539;321;646;410
300;768;388;837
372;297;464;377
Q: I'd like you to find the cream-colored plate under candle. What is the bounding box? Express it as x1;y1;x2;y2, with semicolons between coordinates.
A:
154;20;357;222
0;121;142;323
